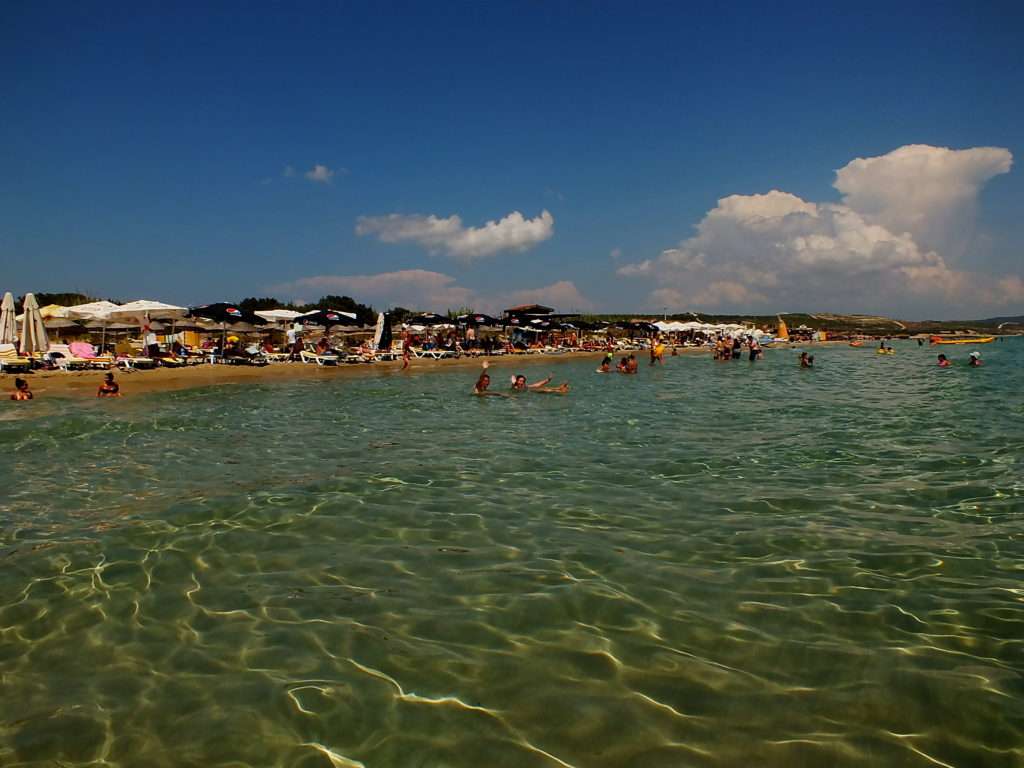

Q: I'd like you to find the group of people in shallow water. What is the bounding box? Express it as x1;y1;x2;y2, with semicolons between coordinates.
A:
473;364;570;396
937;352;983;368
713;335;763;361
9;372;122;402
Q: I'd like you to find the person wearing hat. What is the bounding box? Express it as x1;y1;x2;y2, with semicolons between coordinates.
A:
968;351;983;367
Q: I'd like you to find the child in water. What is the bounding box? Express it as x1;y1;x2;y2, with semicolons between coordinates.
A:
937;354;951;367
968;352;983;367
10;378;33;401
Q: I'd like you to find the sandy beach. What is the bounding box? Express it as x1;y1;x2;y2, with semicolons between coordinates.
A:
2;350;611;398
1;342;853;399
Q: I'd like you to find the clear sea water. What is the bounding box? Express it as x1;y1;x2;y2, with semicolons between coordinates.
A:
1;339;1022;768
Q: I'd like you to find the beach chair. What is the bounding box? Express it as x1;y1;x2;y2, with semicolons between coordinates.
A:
47;343;93;371
117;356;157;370
300;350;339;366
412;347;455;360
68;341;115;369
0;344;32;373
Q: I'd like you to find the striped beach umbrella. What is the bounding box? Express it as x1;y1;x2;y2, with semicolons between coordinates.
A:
0;292;15;344
19;293;50;355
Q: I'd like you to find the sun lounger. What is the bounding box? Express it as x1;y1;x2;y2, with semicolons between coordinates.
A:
412;348;456;360
300;350;339;366
47;344;94;371
68;342;115;369
117;356;157;370
0;344;32;372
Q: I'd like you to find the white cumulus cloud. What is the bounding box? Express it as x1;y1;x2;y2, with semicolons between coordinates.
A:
834;144;1012;260
356;209;554;260
618;144;1017;315
305;164;336;184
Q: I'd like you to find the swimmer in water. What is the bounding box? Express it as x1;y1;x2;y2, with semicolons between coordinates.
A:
511;374;555;391
800;352;814;368
937;353;951;367
968;351;983;367
10;377;33;401
97;372;121;397
473;371;508;397
625;353;639;374
596;359;611;373
532;382;570;394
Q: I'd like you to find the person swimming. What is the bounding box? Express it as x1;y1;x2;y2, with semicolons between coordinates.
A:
10;377;33;401
937;353;951;367
596;359;611;373
473;371;508;397
800;352;814;368
968;351;983;367
97;372;122;397
511;374;557;391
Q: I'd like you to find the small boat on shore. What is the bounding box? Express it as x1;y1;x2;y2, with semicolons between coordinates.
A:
930;336;995;345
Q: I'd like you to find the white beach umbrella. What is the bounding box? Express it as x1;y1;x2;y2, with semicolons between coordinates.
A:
108;300;188;351
108;300;188;323
19;293;49;355
68;300;123;352
0;292;16;344
255;309;303;323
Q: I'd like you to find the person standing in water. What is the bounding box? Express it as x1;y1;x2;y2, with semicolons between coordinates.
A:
97;372;122;397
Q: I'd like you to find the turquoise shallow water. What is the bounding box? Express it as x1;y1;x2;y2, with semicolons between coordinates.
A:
1;340;1023;767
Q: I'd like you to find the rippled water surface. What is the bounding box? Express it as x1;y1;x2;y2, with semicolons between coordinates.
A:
2;340;1023;767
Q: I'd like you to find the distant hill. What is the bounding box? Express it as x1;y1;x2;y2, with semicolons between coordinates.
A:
976;314;1024;326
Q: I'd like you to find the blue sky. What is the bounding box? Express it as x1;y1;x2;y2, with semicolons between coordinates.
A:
1;1;1021;318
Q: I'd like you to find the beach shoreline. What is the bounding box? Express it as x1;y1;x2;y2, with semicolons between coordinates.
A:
2;342;845;399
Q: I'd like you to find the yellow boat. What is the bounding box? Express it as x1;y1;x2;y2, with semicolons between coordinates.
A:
931;336;995;345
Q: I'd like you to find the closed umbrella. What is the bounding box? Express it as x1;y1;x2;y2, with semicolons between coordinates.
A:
0;292;15;344
373;312;393;352
19;293;49;355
